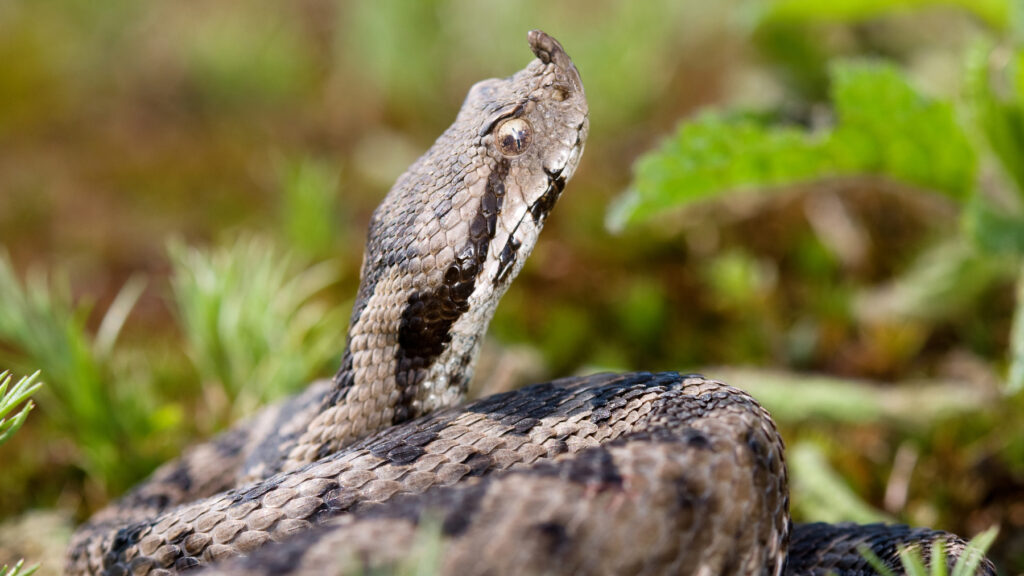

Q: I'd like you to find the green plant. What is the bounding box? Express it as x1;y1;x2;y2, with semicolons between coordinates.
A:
0;252;171;494
611;40;1024;392
0;559;37;576
0;374;42;576
860;525;999;576
0;370;41;446
608;61;976;230
168;236;347;424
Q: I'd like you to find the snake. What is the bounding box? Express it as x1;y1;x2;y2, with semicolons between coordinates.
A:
64;31;996;576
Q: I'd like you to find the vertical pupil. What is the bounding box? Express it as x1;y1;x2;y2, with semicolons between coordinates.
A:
496;119;531;156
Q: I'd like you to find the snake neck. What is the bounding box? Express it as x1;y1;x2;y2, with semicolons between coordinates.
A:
282;31;588;471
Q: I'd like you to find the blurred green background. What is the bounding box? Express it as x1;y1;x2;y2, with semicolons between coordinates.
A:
1;0;1023;573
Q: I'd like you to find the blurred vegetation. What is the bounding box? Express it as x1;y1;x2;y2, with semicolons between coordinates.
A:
0;0;1023;573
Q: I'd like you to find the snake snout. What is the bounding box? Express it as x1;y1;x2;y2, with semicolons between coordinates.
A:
528;30;584;95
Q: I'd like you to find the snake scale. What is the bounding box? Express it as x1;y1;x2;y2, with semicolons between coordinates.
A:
65;31;996;576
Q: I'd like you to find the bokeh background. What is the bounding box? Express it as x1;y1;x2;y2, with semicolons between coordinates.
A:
1;0;1023;573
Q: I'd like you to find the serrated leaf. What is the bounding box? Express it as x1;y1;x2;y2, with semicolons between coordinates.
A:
829;63;976;197
607;113;831;230
612;61;976;229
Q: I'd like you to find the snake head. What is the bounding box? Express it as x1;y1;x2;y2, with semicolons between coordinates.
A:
340;31;589;429
459;29;589;286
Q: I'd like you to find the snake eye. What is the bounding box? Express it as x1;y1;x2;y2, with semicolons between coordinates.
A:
495;118;532;156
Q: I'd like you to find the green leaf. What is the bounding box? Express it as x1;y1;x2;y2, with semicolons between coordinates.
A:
611;61;976;230
608;112;831;229
828;63;976;197
93;275;146;360
929;539;948;576
710;367;994;426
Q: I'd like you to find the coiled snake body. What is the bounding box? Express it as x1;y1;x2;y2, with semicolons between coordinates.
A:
66;31;995;576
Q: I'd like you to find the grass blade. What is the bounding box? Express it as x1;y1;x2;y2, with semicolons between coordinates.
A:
0;370;42;446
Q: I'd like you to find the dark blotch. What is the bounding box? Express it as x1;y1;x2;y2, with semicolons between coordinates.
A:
324;487;358;512
512;416;542;434
673;476;703;512
529;174;565;223
369;437;406;459
534;522;572;556
235;475;283;503
107;522;147;562
494;235;521;286
329;350;356;397
404;430;439;446
563;447;623;488
437;482;490;536
683;428;712;450
464;452;494;476
174;557;201;571
386;444;426;465
392;159;509;425
163;463;193;494
745;428;774;473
